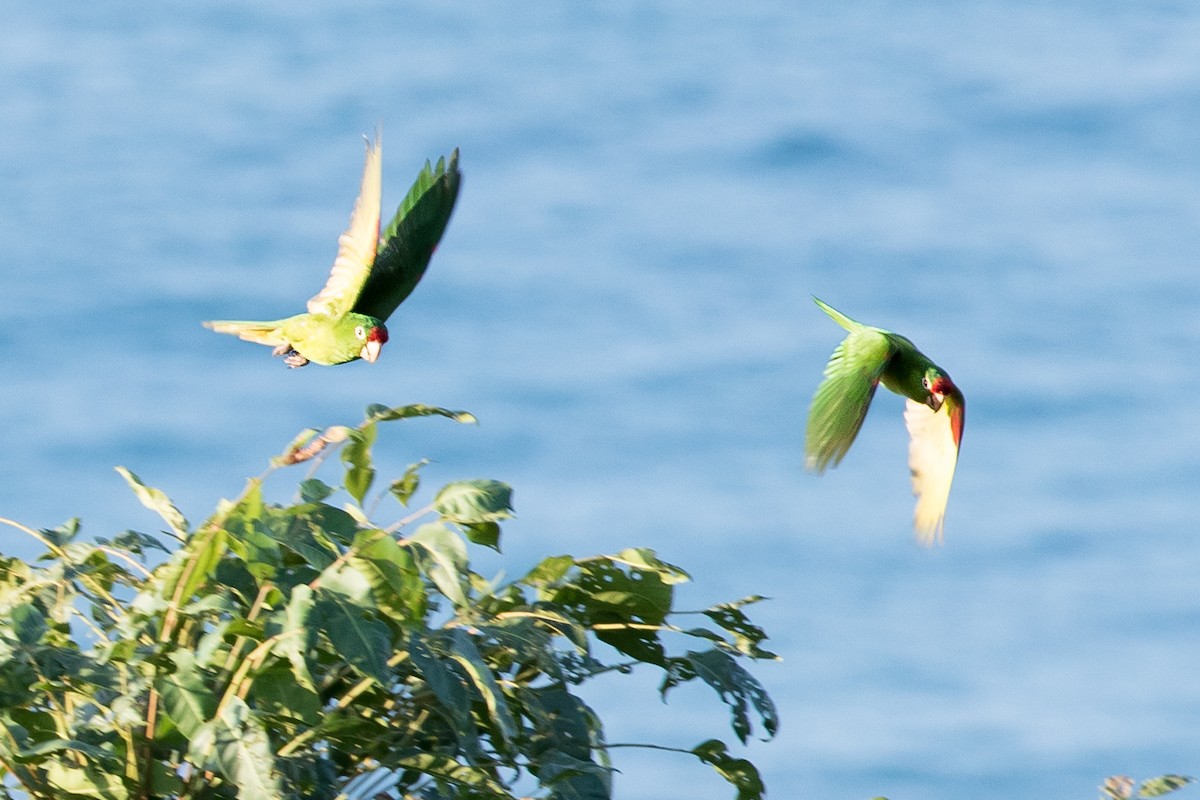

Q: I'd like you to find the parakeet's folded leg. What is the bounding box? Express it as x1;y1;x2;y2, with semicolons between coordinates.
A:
267;343;310;368
270;343;310;367
283;351;310;368
271;345;309;369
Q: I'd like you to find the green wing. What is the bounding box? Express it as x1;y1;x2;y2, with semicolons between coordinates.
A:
351;149;462;323
307;135;383;319
805;327;895;472
811;295;864;333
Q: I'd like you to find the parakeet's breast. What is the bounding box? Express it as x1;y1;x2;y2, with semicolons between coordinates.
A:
879;335;931;403
279;314;365;366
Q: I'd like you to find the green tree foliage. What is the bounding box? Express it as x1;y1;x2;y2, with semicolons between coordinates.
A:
872;775;1196;800
1100;775;1194;799
0;403;777;800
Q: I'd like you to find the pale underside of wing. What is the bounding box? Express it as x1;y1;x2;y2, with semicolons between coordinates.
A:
904;398;959;545
307;134;383;319
805;329;893;472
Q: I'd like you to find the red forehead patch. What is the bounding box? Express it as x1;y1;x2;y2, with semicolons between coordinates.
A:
369;326;389;344
931;376;955;395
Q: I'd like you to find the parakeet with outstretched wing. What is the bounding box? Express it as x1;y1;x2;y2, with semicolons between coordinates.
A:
204;134;461;367
805;296;965;544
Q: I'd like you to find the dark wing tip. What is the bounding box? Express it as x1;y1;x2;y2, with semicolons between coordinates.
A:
351;149;463;321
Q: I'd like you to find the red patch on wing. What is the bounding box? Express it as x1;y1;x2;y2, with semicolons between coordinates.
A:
933;376;965;448
949;401;964;448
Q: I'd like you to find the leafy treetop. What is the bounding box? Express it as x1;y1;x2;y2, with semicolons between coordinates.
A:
0;403;778;800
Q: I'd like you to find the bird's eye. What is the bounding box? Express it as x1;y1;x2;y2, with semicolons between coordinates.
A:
922;377;931;390
354;325;365;339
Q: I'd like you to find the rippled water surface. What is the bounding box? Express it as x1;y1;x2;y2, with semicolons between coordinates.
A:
5;3;1200;798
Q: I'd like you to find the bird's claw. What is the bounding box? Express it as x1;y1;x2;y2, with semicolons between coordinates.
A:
283;351;310;369
270;343;309;368
270;345;309;369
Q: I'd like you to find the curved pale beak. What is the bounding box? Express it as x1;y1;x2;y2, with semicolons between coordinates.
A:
361;340;382;363
926;392;945;412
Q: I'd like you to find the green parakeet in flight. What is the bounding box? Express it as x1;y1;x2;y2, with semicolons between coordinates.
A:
204;134;461;367
805;296;965;544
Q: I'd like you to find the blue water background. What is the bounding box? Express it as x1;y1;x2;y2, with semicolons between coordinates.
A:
4;3;1200;798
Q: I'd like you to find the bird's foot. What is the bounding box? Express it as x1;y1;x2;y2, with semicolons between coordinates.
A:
270;343;309;368
283;350;310;369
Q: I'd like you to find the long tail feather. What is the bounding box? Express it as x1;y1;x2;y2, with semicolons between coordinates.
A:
811;296;863;333
202;320;286;346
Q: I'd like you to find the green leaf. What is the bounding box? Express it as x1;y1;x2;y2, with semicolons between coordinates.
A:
663;650;779;744
522;555;575;587
525;686;601;759
461;521;501;551
182;594;235;617
583;558;673;624
190;697;283;800
363;403;477;425
194;619;232;668
102;529;169;555
442;629;517;749
179;528;229;602
611;547;690;584
476;619;562;680
210;558;259;611
434;479;514;524
536;750;611;800
388;460;428;507
349;529;426;624
389;750;507;795
282;504;358;568
313;592;392;684
507;607;589;653
408;634;479;757
158;651;217;739
407;523;468;607
701;596;778;659
317;561;375;607
299;478;335;503
151;526;228;607
1139;775;1194;797
45;762;130;800
40;518;81;546
248;663;321;725
523;688;609;800
115;467;188;536
222;485;281;581
692;739;765;800
9;604;47;646
551;554;677;665
274;584;316;690
7;708;59;749
15;738;120;765
342;503;371;526
341;424;378;505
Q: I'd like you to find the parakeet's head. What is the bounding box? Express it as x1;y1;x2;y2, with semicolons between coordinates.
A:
345;313;389;363
920;369;958;412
